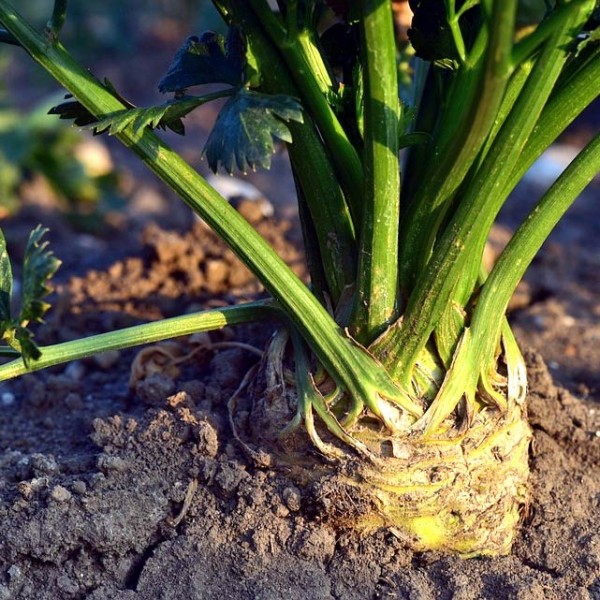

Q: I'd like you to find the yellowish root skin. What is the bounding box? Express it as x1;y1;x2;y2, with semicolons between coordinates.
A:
328;400;532;556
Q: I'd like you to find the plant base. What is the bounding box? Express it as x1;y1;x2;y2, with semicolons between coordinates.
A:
320;400;532;556
239;363;532;557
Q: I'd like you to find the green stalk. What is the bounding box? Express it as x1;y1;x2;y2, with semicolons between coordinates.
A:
351;0;400;344
0;302;276;381
291;163;329;307
511;0;589;66
285;120;357;304
246;0;365;224
476;59;533;166
505;51;600;194
472;131;600;374
417;131;600;435
446;0;467;63
217;0;357;304
0;1;422;420
377;2;593;384
398;0;517;289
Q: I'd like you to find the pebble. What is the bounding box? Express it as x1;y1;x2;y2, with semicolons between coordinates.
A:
7;565;21;583
197;420;219;458
97;455;129;473
64;361;86;381
93;350;121;370
16;477;49;499
166;391;193;409
1;392;15;407
30;454;59;476
135;373;176;405
90;473;106;489
64;392;83;410
206;174;265;202
72;480;87;495
282;486;302;512
49;485;72;503
16;482;34;500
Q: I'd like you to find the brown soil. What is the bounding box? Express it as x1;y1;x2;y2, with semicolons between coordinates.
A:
1;181;600;599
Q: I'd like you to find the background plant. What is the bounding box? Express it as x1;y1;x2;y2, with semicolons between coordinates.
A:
0;92;121;221
0;0;598;556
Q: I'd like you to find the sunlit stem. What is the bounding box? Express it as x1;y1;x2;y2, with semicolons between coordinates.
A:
351;0;401;344
0;302;277;381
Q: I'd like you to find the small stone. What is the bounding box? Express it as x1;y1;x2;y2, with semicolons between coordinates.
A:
97;455;129;473
205;259;229;290
16;477;48;499
166;391;193;409
93;350;121;370
72;480;87;495
1;392;15;407
179;380;205;402
235;197;272;224
49;485;72;503
273;503;290;518
16;482;34;500
7;565;21;583
26;380;46;407
90;473;106;489
57;574;79;594
64;361;86;381
197;420;219;458
214;461;247;497
135;373;176;405
282;486;302;512
64;392;83;410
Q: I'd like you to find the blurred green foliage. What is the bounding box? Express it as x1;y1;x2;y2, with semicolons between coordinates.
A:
0;1;218;221
0;93;121;217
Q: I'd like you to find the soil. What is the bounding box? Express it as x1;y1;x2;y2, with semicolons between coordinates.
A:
0;175;599;599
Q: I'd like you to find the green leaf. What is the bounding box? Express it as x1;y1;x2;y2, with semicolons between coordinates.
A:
49;79;136;127
576;25;600;55
14;326;41;362
158;29;245;93
87;95;224;137
408;0;459;61
52;84;231;138
204;89;304;174
408;0;481;63
0;226;59;365
20;225;60;326
0;227;12;324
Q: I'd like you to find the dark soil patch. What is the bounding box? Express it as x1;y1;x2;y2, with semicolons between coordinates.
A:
1;201;599;599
